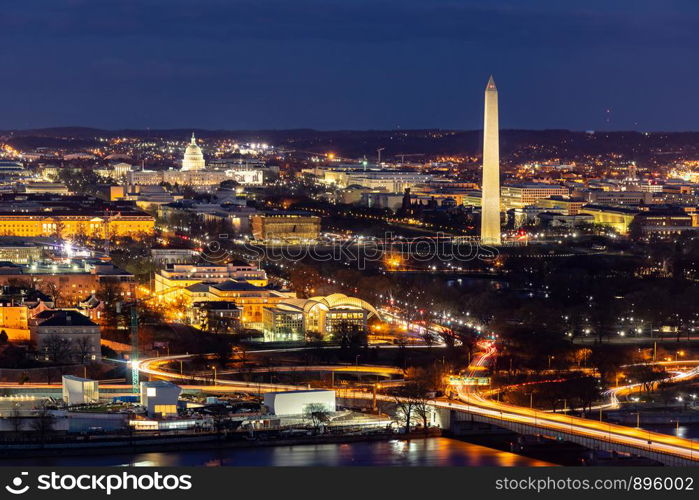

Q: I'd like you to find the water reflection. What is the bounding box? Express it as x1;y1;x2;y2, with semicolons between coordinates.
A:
5;438;553;467
645;424;699;441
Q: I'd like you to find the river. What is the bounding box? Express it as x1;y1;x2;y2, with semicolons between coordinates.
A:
6;438;553;467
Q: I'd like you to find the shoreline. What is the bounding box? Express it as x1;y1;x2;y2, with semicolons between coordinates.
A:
0;429;442;460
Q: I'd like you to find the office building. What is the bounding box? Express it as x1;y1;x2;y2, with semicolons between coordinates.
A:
154;262;268;299
140;381;181;418
250;213;321;243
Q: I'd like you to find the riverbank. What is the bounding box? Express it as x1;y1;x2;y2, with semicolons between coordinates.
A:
0;428;442;460
3;437;554;467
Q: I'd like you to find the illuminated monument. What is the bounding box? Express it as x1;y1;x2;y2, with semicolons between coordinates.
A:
480;76;501;245
181;133;206;171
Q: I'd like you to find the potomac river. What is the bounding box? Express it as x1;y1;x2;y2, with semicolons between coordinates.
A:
6;437;552;467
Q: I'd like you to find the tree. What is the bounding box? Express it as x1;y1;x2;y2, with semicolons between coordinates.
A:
31;404;56;444
210;335;234;368
9;408;24;438
564;376;601;415
303;403;331;432
41;281;64;307
332;320;367;362
73;336;93;364
289;263;323;298
393;382;431;433
97;279;124;331
42;335;73;364
413;396;432;432
626;364;667;393
589;346;632;385
51;219;66;241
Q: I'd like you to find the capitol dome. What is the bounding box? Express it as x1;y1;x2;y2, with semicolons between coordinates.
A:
181;133;205;171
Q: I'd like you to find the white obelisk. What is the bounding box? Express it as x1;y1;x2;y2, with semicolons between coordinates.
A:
480;76;501;245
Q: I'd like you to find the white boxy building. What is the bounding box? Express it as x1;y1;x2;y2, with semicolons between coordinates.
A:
62;375;99;405
140;381;182;418
264;390;336;416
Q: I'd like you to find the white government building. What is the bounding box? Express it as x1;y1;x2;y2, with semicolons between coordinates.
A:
181;133;206;171
126;133;265;188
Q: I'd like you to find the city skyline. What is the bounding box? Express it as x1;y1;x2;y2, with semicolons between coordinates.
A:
1;0;699;475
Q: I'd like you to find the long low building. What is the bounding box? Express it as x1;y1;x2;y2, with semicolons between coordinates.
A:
0;213;155;239
264;390;336;416
0;260;135;306
250;213;321;243
0;194;154;239
180;280;296;329
500;183;570;209
579;204;640;234
127;169;229;188
154;262;268;298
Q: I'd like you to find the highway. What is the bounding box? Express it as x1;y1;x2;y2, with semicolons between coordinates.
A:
604;361;699;408
132;347;699;464
453;346;699;464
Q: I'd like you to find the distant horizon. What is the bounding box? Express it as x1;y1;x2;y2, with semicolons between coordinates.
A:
4;126;699;135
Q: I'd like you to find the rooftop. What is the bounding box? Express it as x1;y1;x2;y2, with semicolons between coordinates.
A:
36;310;97;327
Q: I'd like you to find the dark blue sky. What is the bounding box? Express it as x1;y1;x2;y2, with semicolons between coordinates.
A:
1;0;698;131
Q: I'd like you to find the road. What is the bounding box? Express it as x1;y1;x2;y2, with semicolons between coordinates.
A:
127;342;699;464
454;347;699;463
604;362;699;408
136;353;404;392
138;350;697;463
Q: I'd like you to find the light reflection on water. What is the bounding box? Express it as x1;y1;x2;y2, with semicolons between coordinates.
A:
644;424;699;442
6;438;553;467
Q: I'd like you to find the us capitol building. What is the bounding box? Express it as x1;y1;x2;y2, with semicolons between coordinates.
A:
126;133;263;189
181;133;206;171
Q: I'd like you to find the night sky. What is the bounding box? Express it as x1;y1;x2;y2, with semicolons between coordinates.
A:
1;0;698;131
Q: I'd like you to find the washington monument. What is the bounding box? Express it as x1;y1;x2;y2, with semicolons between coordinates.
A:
480;75;501;245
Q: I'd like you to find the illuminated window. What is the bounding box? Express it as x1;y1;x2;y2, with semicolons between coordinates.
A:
154;404;177;415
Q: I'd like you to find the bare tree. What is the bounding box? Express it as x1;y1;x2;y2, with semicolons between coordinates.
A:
303;403;331;432
41;281;64;307
627;364;667;393
393;382;431;434
42;335;73;364
8;407;24;439
31;404;56;444
73;336;93;364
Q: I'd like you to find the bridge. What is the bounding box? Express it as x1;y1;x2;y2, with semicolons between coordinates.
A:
435;394;698;466
135;352;699;466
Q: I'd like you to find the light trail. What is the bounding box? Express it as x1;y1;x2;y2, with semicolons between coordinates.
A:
135;340;699;463
456;348;699;463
